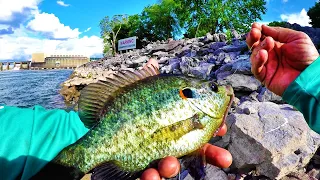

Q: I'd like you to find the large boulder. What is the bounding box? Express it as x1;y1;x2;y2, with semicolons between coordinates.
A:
222;101;320;179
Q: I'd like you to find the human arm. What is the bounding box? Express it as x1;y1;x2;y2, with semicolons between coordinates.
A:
0;105;88;180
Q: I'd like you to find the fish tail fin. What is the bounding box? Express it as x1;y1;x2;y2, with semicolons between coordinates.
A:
30;162;85;180
91;162;140;180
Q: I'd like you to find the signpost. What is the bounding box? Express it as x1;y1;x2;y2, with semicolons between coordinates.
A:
118;36;137;51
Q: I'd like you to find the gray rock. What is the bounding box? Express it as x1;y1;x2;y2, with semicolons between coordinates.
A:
158;57;170;64
132;56;148;64
205;32;214;43
231;29;241;39
152;51;169;57
213;34;220;42
152;40;183;53
215;56;252;80
257;87;285;104
224;101;320;179
217;74;261;92
210;42;227;51
218;33;227;42
204;165;228;180
220;42;247;53
189;63;215;79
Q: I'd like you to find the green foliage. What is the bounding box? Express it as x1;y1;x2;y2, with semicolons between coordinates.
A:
268;21;289;28
307;2;320;28
139;0;181;41
174;0;267;38
99;15;128;56
99;0;267;54
225;30;233;43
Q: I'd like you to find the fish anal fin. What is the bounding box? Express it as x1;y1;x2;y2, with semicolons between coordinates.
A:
78;63;160;128
91;162;139;180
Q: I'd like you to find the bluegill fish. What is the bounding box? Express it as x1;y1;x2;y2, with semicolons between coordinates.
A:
32;65;234;180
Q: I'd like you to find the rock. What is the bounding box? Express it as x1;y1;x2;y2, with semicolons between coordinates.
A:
224;101;320;179
132;56;148;64
152;51;169;57
220;42;247;53
189;63;215;79
231;29;241;39
243;107;257;115
205;32;214;43
213;34;220;42
151;40;183;53
215;57;252;80
210;42;227;51
158;57;170;64
257;87;285;104
204;165;228;180
217;74;261;92
218;33;227;42
161;59;180;74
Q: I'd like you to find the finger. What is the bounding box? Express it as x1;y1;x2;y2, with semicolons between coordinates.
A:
202;144;232;169
261;24;303;43
246;22;262;50
140;168;161;180
251;36;275;61
158;156;180;178
251;49;268;83
216;124;227;137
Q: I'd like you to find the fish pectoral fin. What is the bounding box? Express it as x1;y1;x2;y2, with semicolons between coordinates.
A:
91;161;139;180
149;113;205;142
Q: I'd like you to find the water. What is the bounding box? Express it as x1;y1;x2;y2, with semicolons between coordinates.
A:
0;70;73;109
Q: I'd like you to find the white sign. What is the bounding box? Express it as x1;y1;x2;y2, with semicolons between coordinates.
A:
118;36;137;51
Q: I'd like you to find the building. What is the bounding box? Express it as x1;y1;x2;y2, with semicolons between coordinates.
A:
31;53;90;69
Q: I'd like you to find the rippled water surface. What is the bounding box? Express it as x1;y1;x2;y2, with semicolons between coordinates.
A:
0;70;73;109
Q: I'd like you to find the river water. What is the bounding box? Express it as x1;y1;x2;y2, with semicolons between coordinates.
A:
0;69;73;109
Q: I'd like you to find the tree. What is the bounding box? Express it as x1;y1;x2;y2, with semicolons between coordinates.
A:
268;21;289;28
99;15;128;56
308;2;320;28
139;0;181;41
174;0;267;38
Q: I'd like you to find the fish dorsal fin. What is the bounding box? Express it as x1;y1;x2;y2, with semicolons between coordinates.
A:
78;65;160;128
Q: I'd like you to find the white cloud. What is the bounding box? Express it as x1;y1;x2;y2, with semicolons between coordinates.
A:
27;12;81;39
282;0;288;3
0;0;40;20
56;1;70;7
84;27;91;33
0;1;103;60
280;8;311;27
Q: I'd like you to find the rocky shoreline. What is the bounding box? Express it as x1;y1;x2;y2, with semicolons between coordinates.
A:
60;23;320;180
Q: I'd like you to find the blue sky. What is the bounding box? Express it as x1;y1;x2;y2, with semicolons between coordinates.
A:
0;0;318;61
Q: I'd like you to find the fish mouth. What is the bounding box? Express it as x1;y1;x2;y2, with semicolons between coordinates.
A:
213;85;234;136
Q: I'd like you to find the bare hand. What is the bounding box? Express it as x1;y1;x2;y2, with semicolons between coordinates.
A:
246;22;319;96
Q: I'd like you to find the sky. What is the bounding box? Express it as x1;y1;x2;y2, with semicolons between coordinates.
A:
0;0;318;61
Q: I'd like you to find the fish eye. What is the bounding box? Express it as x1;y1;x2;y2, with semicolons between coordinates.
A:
180;88;194;99
210;82;219;93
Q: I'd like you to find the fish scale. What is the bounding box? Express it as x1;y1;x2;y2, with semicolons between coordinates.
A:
32;66;233;180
